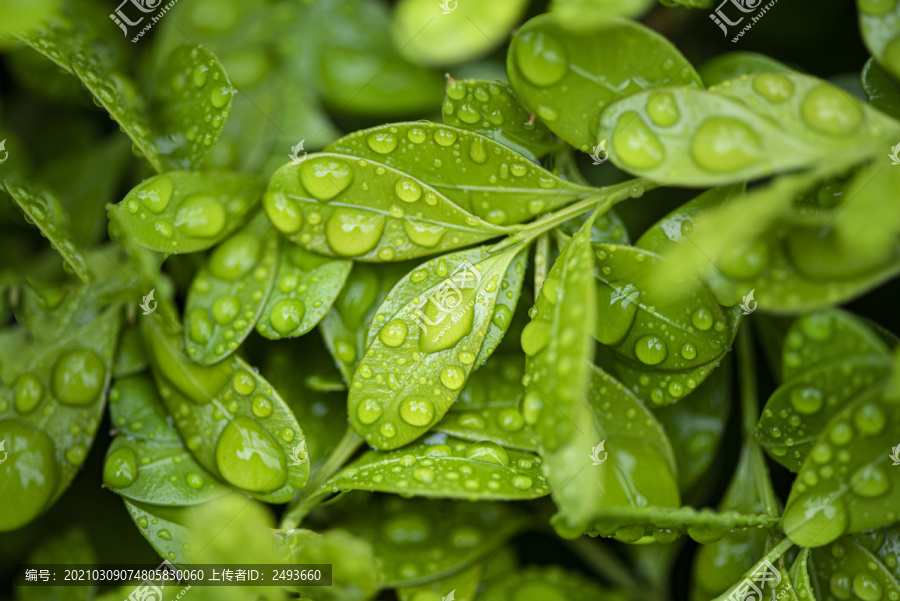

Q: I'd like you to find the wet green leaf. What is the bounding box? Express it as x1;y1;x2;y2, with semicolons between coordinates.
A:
280;528;380;601
154;44;234;170
325;433;548;500
551;0;655;19
859;0;900;82
142;314;309;503
396;562;482;601
783;384;899;547
319;262;412;382
264;152;514;261
811;535;900;601
327;122;593;227
434;352;537;452
349;246;527;449
4;180;93;284
789;548;816;601
0;306;120;532
104;374;228;506
757;310;892;472
508;13;702;152
442;78;556;160
183;214;279;364
862;57;900;120
17;527;95;601
391;0;528;67
109;171;263;254
341;495;527;587
699;51;793;87
479;566;622;601
256;244;351;340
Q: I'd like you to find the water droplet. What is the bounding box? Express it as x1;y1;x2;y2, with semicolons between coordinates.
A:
209;85;232;108
395;179;422;203
380;422;397;438
378;319;408;347
465;441;510;466
413;467;436;484
829;422;853;446
514;30;568;87
801;85;863;135
855;402;886;435
851;464;890;498
680;343;697;360
407;128;426;143
691;117;763;173
853;572;884;601
104;447;138;488
14;374;43;414
469;138;487;163
403;219;445;248
399;398;435;426
440;365;465;390
692;308;713;330
269;299;305;335
264;189;302;234
251;395;273;418
647;92;680;127
434;129;457;147
497;408;524;432
65;443;87;465
175;195;226;238
521;319;551;356
215;416;287;492
157;529;172;541
325;209;384;257
212;296;240;324
53;349;105;406
208;233;260;281
136;175;173;213
492;304;513;329
300;158;353;201
366;132;398;154
783;492;848;547
612;111;665;169
752;74;794;103
635;336;667;365
357;399;383;425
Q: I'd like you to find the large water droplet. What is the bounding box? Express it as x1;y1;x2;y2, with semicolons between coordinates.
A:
440;365;465;390
647;93;680;127
801;85;863;135
325;209;384;257
691;117;763;173
403;219;445;248
264;189;302;234
783;492;848;547
104;447;138;488
208;233;260;281
212;296;240;324
612;112;665;169
854;572;884;601
791;386;824;415
595;282;639;345
175;195;226;238
399;398;435;426
269;299;305;335
14;374;43;414
136;175;173;213
465;441;509;466
634;336;667;365
395;179;422;203
752;74;794;103
366;132;398;154
53;349;105;406
357;399;383;425
851;464;890;498
299;159;353;201
514;30;568;87
378;319;408;347
521;319;551;356
214;416;287;492
0;420;58;530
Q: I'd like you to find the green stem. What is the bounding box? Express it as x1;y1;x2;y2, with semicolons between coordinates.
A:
736;326;781;518
534;233;550;298
280;427;363;530
490;178;651;253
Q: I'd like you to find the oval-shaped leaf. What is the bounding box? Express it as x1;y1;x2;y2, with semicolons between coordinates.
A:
142;314;309;503
783;385;900;547
325;433;548;500
507;13;702;151
349;245;527;449
256;244;351;340
442;78;556;160
280;528;380;601
699;51;793;87
122;498;195;563
859;0;900;82
0;306;120;532
811;535;900;601
862;57;900;121
109;171;263;254
327;122;593;226
264;152;513;261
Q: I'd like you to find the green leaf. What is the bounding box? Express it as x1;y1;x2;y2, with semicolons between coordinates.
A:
183;214;279;364
710;538;795;601
113;325;149;378
811;535;900;601
434;352;537;452
17;527;95;601
326;122;593;227
391;0;528;67
264;152;514;261
0;306;121;532
4;180;94;284
757;310;892;471
349;246;527;449
396;563;482;601
699;51;793;87
859;0;900;82
507;13;702;152
280;529;380;601
789;548;816;601
154;44;234;170
104;374;228;505
521;214;600;535
315;0;443;117
123;498;195;562
442;78;557;160
256;244;351;340
653;357;732;492
782;384;899;547
319;262;412;382
584;505;779;540
142;314;309;503
862;57;900;120
324;433;548;500
551;0;656;19
0;0;60;40
480;566;621;600
658;0;711;7
109;171;264;254
340;495;527;587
